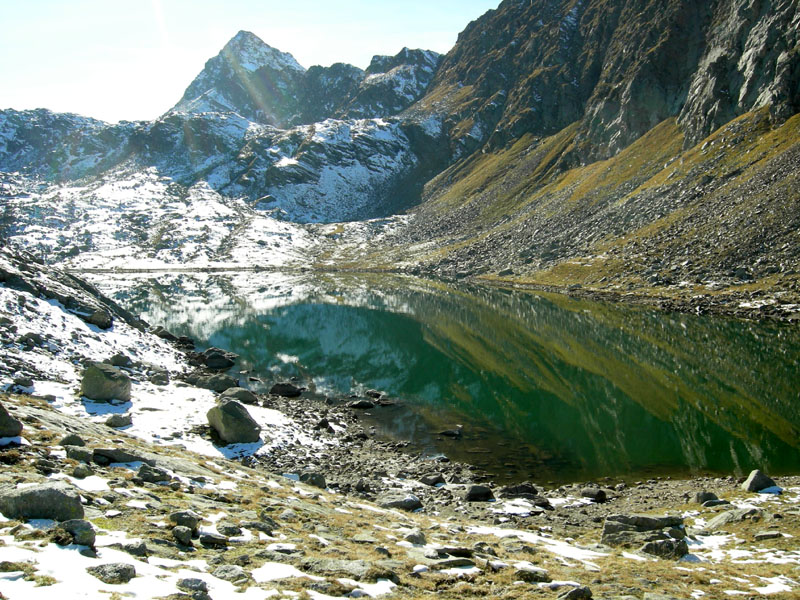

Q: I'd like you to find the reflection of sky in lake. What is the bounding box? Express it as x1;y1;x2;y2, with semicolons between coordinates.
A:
91;272;800;483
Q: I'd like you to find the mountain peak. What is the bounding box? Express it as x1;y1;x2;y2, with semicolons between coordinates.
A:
220;30;305;74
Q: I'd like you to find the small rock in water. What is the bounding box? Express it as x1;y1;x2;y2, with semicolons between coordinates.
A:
365;389;383;399
439;426;463;438
348;399;375;409
270;382;303;397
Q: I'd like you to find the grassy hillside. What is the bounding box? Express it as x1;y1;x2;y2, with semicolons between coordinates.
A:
366;108;799;317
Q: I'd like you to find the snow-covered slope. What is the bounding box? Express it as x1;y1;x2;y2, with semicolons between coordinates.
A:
342;48;442;118
0;31;448;266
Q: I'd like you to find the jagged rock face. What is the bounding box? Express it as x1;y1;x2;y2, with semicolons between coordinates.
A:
170;31;442;128
0;109;136;180
170;30;306;127
340;48;443;119
678;0;800;146
293;63;366;125
422;0;800;160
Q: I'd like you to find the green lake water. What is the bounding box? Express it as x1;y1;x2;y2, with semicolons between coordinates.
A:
96;272;800;484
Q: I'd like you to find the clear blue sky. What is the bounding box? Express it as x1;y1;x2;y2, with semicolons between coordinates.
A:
1;0;499;123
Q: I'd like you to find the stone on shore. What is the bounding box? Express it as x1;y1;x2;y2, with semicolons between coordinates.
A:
742;470;778;493
0;402;23;438
80;363;131;402
0;481;84;521
207;399;262;444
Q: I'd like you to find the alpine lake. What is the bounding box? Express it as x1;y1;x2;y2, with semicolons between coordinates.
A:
91;271;800;485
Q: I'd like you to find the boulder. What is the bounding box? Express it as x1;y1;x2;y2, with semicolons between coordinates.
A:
105;414;132;428
403;528;426;545
86;563;136;584
706;507;763;531
152;326;177;342
172;525;193;546
299;557;394;581
61;519;96;546
109;353;132;367
299;472;327;489
60;433;86;447
348;399;375;409
92;448;155;466
81;363;131;402
270;382;303;397
377;492;423;512
640;538;689;559
581;488;607;503
201;347;238;370
137;463;170;483
177;578;208;593
219;387;259;405
499;482;538;498
65;445;93;463
0;481;84;521
601;514;683;547
741;470;777;493
514;562;551;582
200;532;228;548
207;399;262;444
559;586;593;600
87;309;113;330
465;485;495;502
420;473;446;487
196;373;238;393
694;491;718;504
170;510;201;533
213;564;247;582
0;402;23;438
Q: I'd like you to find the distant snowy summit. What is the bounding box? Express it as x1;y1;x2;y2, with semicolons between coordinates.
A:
168;30;442;127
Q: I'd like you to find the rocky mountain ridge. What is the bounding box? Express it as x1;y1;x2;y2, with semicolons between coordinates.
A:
1;0;799;310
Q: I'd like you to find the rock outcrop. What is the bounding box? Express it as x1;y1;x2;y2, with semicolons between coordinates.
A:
207;398;262;444
0;481;84;521
81;363;132;402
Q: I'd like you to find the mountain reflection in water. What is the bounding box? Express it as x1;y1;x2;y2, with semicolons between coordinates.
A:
93;272;800;483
